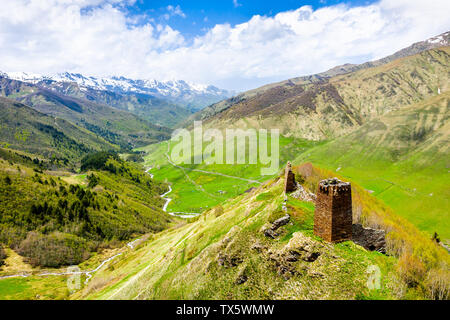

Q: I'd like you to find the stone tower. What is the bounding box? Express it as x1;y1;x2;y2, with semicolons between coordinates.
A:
284;162;296;193
314;178;352;243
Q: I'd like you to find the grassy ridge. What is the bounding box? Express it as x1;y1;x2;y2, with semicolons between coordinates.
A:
0;77;172;150
38;82;194;128
200;47;449;141
292;163;449;300
74;173;437;300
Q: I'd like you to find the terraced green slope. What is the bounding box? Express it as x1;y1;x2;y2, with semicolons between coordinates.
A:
74;178;398;300
295;92;450;239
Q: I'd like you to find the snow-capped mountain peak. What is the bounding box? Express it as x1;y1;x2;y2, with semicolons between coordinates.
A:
426;32;449;45
1;71;234;109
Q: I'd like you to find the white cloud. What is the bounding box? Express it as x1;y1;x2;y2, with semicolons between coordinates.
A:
0;0;448;91
233;0;242;8
166;5;186;19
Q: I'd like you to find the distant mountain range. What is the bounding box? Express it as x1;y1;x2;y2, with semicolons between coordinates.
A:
0;75;171;154
0;71;234;112
0;70;234;129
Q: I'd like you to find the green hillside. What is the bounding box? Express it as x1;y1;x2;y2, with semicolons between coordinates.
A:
171;47;450;240
295;92;450;239
138;135;323;214
36;81;193;128
0;155;173;270
0;33;448;302
0;96;115;165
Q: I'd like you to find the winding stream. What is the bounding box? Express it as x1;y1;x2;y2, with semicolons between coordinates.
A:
146;167;201;219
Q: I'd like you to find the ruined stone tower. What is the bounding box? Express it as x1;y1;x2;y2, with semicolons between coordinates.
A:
284;162;296;193
314;178;352;243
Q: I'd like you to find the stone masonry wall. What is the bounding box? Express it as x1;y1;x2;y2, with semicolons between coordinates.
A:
284;162;297;193
314;184;333;242
314;178;352;243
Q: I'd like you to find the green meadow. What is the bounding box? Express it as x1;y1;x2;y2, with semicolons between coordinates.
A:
137;135;323;213
0;276;70;300
138;92;449;241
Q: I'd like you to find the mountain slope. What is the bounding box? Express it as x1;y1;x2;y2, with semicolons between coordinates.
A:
295;92;450;239
74;178;393;300
188;31;449;131
18;79;193;128
0;76;172;149
0;96;115;163
309;31;450;78
198;47;449;141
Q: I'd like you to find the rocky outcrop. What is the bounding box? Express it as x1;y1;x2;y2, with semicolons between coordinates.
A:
267;232;324;280
264;229;278;239
235;267;249;285
352;224;386;254
272;215;290;230
217;226;244;267
218;253;243;268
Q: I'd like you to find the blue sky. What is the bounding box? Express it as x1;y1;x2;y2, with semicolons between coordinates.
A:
129;0;377;39
0;0;448;91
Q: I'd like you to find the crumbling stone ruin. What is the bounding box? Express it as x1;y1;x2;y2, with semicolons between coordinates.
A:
265;232;324;280
314;178;352;243
284;162;296;193
290;185;316;202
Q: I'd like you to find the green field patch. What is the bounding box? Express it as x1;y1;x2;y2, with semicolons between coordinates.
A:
0;276;69;300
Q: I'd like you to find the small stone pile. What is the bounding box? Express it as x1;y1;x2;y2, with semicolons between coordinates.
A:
266;232;324;280
290;184;316;202
264;215;291;239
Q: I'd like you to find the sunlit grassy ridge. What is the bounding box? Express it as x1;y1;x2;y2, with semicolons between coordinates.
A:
0;276;70;300
73;167;448;300
0;97;116;165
